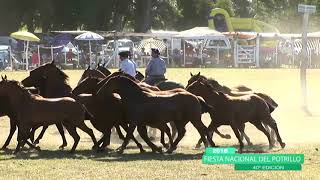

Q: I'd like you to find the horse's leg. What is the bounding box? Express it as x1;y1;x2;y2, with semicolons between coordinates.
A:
158;124;173;149
98;129;111;152
167;125;186;154
230;124;244;153
33;126;48;144
14;125;31;154
251;121;272;149
263;117;286;149
120;122;145;153
63;122;80;153
115;125;125;140
191;119;216;148
215;128;231;139
239;124;253;146
169;121;177;139
137;125;162;153
2;118;17;150
76;121;98;149
56;123;68;149
262;122;276;145
116;121;137;154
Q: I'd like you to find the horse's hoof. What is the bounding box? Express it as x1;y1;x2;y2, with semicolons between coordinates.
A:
1;146;8;151
116;147;124;154
35;146;41;152
139;149;146;153
280;142;286;149
194;144;201;149
269;144;274;150
59;144;67;150
224;134;231;139
163;143;170;149
247;142;253;146
157;147;163;153
92;145;99;150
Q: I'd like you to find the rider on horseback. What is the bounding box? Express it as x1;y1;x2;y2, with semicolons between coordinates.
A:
144;48;166;86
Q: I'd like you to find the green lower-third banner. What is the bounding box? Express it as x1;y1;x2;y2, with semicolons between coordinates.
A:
234;164;302;171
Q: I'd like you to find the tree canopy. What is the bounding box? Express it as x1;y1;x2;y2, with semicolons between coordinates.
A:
0;0;319;35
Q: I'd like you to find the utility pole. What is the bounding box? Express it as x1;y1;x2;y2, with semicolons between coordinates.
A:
298;4;316;114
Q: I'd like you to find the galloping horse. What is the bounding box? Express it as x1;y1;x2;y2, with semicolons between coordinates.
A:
187;72;278;144
96;76;216;154
186;79;286;153
0;78;98;153
21;61;72;148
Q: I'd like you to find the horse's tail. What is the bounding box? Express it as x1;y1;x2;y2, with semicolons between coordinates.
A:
255;92;278;113
197;96;214;114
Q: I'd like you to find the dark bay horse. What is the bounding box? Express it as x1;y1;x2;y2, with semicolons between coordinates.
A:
73;77;146;152
0;79;98;153
96;76;215;154
77;66;106;85
21;61;73;148
186;80;286;153
188;72;278;143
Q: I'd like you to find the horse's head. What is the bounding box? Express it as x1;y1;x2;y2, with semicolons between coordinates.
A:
73;76;101;95
98;75;142;99
187;72;203;87
186;78;210;97
186;79;227;105
96;65;111;76
22;61;68;88
135;71;145;81
0;75;30;100
78;66;106;85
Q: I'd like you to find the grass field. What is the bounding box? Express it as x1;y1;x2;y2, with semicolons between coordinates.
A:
0;68;319;179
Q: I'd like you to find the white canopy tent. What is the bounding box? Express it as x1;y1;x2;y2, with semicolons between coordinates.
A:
174;27;230;66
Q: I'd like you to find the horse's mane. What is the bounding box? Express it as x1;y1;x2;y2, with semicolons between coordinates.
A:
195;74;231;92
51;65;69;83
6;80;33;99
102;75;145;96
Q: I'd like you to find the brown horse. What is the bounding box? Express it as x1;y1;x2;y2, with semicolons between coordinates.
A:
21;61;72;148
96;75;215;154
0;78;98;154
73;77;146;152
188;72;278;144
186;79;286;153
96;64;112;77
78;66;106;85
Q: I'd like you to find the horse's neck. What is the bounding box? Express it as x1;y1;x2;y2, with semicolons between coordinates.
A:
45;78;72;97
7;90;32;111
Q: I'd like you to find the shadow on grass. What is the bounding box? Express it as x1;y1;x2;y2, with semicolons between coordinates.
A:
0;143;282;161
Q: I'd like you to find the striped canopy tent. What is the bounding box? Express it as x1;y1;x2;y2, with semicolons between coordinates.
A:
137;38;167;54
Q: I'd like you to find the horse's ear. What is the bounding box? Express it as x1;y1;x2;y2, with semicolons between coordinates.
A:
190;72;193;77
4;75;7;81
51;60;55;65
86;65;90;70
102;62;106;67
1;75;4;81
197;72;200;76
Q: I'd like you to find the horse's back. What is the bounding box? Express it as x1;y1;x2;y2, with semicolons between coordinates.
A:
157;81;184;91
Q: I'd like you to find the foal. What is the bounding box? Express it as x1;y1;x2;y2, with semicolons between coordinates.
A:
186;80;286;153
0;78;98;153
97;76;215;154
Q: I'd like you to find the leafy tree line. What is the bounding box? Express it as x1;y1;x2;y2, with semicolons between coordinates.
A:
0;0;319;35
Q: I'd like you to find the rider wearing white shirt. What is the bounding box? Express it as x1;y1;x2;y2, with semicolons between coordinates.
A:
119;51;136;77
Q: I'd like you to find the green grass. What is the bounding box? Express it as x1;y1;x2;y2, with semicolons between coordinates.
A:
0;68;320;179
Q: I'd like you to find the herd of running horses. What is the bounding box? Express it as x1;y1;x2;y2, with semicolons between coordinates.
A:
0;61;286;154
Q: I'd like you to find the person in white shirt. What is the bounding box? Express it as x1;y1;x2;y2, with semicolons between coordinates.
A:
119;51;136;77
